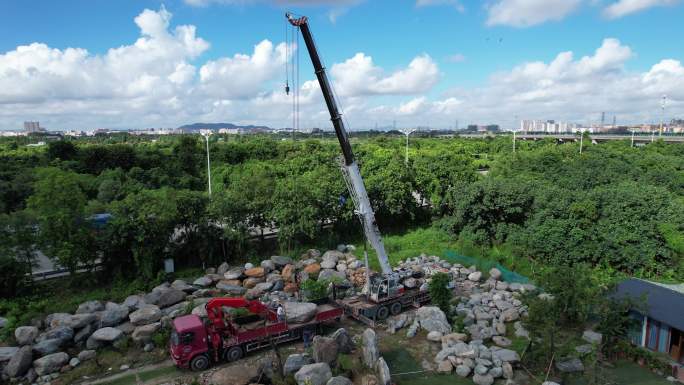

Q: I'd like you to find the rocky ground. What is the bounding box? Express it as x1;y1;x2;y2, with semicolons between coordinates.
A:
0;244;600;385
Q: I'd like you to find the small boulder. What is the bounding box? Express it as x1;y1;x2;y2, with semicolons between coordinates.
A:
313;336;338;365
473;373;494;385
78;350;96;362
217;262;230;275
427;331;443;342
415;306;451;334
582;330;603;344
132;323;161;343
455;364;471;377
489;268;502;280
555;357;584;373
223;267;244;280
332;328;355;354
437;360;453;373
76;300;104;314
304;263;321;275
33;352;69;376
294;363;332;385
129;305;162;326
245;267;265;278
171;279;197;293
362;328;379;368
271;255;293;267
99;302;130;327
376;357;391;385
5;345;32;378
284;353;315;375
32;339;61;356
15;326;39;346
156;289;187;308
69;357;80;367
122;295;146;311
492;336;512;347
193;276;213;287
283;302;317;323
468;271;482;282
327;376;353;385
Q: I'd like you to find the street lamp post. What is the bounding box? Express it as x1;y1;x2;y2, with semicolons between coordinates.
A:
401;128;417;166
513;130;516;153
201;131;212;196
631;130;635;148
579;128;584;154
660;95;667;137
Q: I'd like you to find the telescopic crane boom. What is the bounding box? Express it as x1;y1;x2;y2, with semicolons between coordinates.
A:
286;13;392;276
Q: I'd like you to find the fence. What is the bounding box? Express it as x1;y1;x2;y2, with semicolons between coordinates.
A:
442;250;530;284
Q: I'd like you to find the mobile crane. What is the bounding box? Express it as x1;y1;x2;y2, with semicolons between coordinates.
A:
286;13;430;325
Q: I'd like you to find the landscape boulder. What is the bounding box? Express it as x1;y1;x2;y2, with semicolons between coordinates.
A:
38;326;74;345
76;300;104;314
32;339;61;356
0;347;19;362
327;376;353;385
284;353;315;375
156;289;187;308
223;267;244;280
87;327;123;349
283;302;317;323
14;326;39;346
245;267;265;278
582;330;603;344
362;328;379;368
376;357;391;385
99;302;130;327
313;336;338;365
33;352;69;376
271;255;293;267
5;345;32;378
78;350;97;362
217;262;230;275
295;363;332;385
193;276;213;287
415;306;451;334
129;304;162;326
171;279;197;293
132;322;161;343
332;328;354;354
489;268;502;280
122;295;146;311
473;373;494;385
555;357;584;373
216;281;247;295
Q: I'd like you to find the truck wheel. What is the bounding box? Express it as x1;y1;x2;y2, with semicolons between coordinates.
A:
390;302;402;315
225;346;243;362
190;354;210;371
376;306;390;320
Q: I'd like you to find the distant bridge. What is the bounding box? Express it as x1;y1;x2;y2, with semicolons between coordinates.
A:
454;133;684;143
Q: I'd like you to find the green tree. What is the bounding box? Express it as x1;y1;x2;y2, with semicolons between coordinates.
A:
28;168;96;274
428;272;452;318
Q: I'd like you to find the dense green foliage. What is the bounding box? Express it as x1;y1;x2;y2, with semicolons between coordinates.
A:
428;272;452;317
0;133;682;300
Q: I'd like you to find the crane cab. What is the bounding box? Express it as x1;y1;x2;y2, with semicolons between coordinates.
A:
170;315;210;370
368;274;402;303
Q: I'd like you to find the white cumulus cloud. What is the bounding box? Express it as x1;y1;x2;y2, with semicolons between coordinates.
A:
486;0;583;27
603;0;679;19
331;53;439;96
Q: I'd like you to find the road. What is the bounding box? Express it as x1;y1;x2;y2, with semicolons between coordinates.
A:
455;133;684;143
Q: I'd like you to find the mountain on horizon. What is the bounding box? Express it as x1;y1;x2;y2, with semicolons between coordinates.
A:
178;122;272;131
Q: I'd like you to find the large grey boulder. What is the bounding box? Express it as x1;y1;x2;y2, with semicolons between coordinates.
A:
376;357;391;385
5;345;32;378
99;302;130;327
284;353;315;375
68;313;97;329
216;282;247;295
223;268;244;280
33;352;69;376
294;363;332;385
271;255;293;267
313;336;338;365
90;327;123;343
283;302;317;323
332;328;354;354
193;276;213;287
15;326;39;346
132;322;161;343
415;306;451;334
555;357;584;373
129;304;162;326
171;279;197;293
45;313;72;328
327;376;353;385
156;289;187;308
38;326;74;345
78;350;96;362
318;269;345;282
122;295;146;311
491;349;520;363
76;300;104;314
32;339;61;356
0;317;7;329
473;373;494;385
74;323;96;343
362;328;379;368
455;364;471;377
0;347;19;362
217;262;230;275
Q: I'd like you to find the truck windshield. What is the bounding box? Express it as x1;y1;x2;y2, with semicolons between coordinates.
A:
170;330;180;346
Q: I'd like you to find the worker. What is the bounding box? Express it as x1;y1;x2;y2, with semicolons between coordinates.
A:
277;303;285;323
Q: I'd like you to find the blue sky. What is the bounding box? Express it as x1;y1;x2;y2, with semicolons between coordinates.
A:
0;0;683;130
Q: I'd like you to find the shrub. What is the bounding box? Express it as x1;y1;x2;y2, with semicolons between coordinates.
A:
428;272;452;318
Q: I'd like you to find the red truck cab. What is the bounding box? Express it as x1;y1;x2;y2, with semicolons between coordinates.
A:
170;315;210;370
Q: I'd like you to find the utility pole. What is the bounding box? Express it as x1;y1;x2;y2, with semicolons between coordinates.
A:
631;130;635;148
201;131;212;196
401;128;417;166
579;129;584;154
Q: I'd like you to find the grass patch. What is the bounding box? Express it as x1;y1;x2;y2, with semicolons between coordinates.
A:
382;348;471;385
566;360;673;385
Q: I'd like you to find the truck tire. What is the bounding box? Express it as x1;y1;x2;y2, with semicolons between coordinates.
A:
390;302;402;315
225;346;243;362
190;354;210;371
376;305;389;320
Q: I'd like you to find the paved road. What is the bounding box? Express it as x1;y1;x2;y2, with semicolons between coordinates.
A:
455;133;684;143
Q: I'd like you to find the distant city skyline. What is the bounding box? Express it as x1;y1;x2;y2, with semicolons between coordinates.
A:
0;0;683;130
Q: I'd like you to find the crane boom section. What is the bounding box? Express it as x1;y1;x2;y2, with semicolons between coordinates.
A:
286;13;392;275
